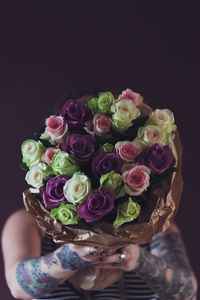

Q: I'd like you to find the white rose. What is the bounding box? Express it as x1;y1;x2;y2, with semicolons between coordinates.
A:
148;109;177;133
21;139;45;168
111;99;141;122
63;172;91;205
25;163;51;188
135;124;169;148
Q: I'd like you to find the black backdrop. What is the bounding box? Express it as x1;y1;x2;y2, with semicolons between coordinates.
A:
0;1;199;299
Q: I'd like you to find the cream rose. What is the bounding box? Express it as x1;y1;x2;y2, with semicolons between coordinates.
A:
63;171;91;205
111;100;141;132
135;124;169;148
25;163;51;188
148;109;177;134
111;99;141;122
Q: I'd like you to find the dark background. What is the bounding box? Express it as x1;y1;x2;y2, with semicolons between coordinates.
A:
0;1;199;299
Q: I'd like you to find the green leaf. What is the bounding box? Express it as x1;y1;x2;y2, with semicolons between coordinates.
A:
87;97;98;115
113;197;141;228
100;172;112;187
33;126;46;140
19;161;29;171
38;139;53;148
115;186;126;199
50;207;59;219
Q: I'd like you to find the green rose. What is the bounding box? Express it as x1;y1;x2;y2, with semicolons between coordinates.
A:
87;97;98;115
134;124;169;148
63;171;91;205
99;143;115;153
51;202;80;225
97;92;114;114
21;139;45;168
100;171;125;198
52;151;80;176
113;197;141;228
111;114;133;132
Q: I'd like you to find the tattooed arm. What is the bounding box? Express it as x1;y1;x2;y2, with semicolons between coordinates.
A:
133;223;198;300
1;209;98;299
95;223;197;300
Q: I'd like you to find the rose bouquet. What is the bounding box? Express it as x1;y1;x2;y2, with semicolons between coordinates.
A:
21;88;182;245
21;88;183;290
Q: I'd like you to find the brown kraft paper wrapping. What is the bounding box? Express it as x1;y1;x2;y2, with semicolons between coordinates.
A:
22;100;183;291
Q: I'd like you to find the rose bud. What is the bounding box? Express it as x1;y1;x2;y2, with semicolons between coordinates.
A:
45;115;68;144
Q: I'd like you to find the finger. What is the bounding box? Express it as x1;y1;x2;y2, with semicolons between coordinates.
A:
106;249;117;255
68;245;100;262
71;245;98;255
96;253;125;263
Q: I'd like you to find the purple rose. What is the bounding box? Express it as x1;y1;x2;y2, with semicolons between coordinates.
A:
77;189;115;222
60;99;92;128
61;134;96;166
40;175;69;209
137;143;175;175
92;153;122;179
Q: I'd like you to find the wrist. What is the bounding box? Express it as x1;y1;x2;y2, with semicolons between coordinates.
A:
56;244;91;271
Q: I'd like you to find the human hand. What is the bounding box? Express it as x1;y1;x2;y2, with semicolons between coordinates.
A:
68;244;106;263
56;243;115;270
93;244;140;271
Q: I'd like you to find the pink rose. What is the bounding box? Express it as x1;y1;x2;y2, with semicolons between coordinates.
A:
122;165;151;196
115;141;142;162
41;148;61;166
120;88;143;107
93;114;111;135
45;115;68;144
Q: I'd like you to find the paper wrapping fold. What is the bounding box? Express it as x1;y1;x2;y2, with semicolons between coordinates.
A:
22;100;183;291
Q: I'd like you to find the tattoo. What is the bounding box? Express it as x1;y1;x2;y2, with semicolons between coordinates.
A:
150;232;191;269
43;252;58;269
134;231;197;300
15;244;90;297
16;258;61;297
56;244;90;270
